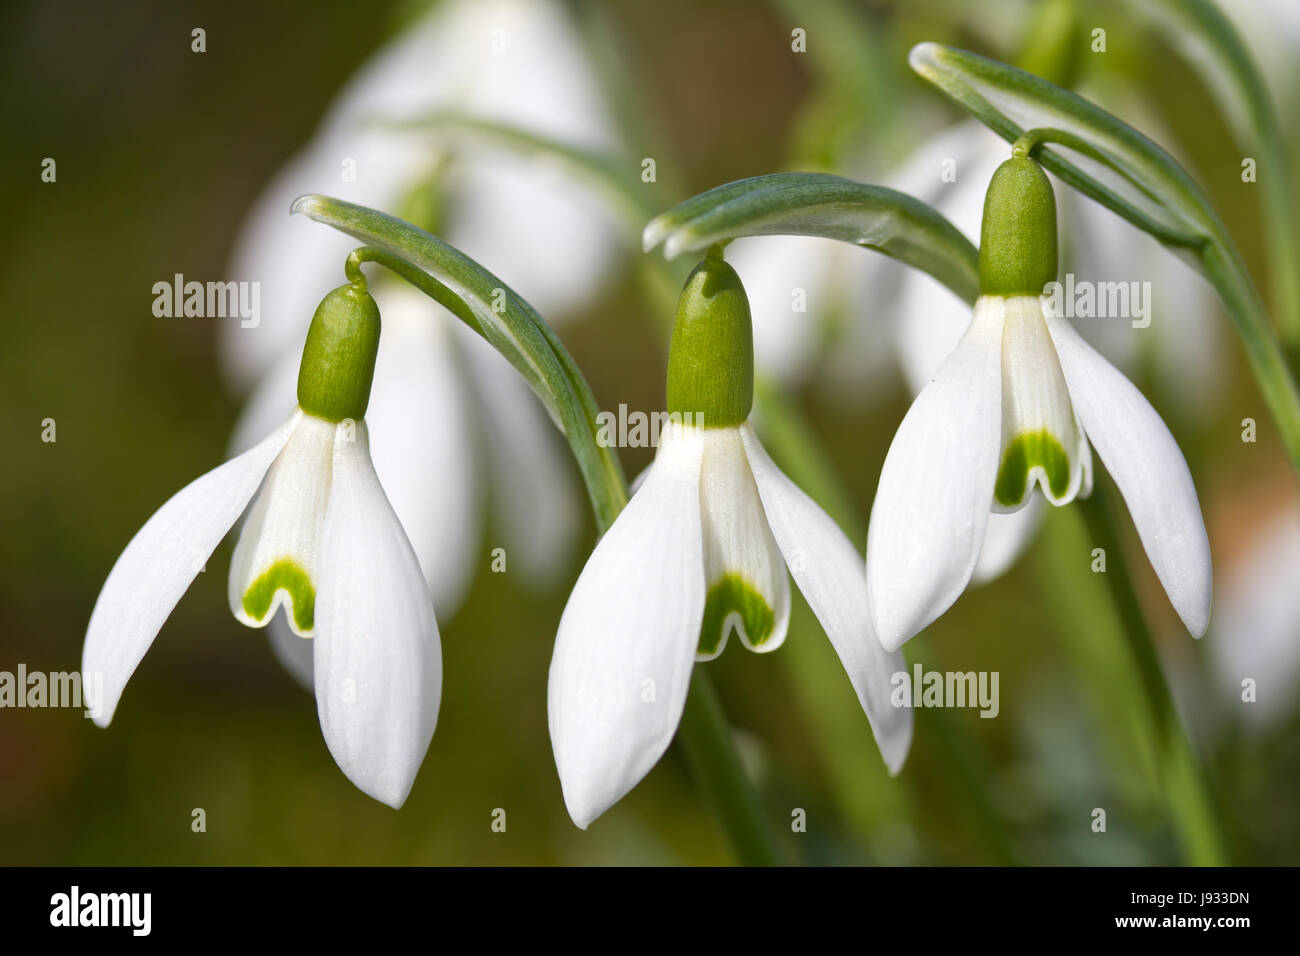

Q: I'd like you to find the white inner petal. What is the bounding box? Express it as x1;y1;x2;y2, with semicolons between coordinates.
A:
696;426;790;659
228;412;338;635
994;295;1088;512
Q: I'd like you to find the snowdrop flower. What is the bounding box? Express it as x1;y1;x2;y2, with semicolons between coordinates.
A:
867;154;1212;650
233;284;577;688
223;0;618;654
549;253;911;828
83;284;440;808
883;119;1221;584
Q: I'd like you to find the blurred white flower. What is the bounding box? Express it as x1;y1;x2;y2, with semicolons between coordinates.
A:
1214;0;1300;118
223;0;622;675
1210;500;1300;731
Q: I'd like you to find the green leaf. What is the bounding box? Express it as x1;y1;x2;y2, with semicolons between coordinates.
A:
1119;0;1300;342
292;193;627;528
643;172;980;305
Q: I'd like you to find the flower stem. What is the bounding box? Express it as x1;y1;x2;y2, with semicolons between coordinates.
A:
1076;482;1228;865
677;670;783;866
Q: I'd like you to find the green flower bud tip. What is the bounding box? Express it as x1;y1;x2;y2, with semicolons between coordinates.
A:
666;252;754;428
297;283;382;423
979;155;1059;298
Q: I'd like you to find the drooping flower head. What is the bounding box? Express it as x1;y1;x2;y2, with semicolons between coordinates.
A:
223;0;614;675
549;251;911;828
83;283;440;808
867;152;1212;651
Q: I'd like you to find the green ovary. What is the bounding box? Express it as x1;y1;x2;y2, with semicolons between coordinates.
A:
698;573;775;657
241;559;316;633
994;429;1071;507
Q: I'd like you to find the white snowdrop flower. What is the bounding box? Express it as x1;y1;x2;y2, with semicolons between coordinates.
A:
84;285;440;808
549;253;911;828
867;155;1212;650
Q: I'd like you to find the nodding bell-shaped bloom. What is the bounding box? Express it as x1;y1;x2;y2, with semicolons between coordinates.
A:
222;0;617;677
867;155;1212;651
548;254;912;829
82;285;440;808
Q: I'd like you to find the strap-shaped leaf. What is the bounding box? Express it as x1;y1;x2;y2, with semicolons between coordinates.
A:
1121;0;1300;342
643;172;980;305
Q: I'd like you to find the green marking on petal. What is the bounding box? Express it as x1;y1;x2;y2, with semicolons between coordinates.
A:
241;559;316;633
699;573;775;657
995;428;1070;506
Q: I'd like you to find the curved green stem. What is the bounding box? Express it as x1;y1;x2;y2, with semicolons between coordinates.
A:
1011;128;1207;248
1124;0;1300;347
298;200;779;865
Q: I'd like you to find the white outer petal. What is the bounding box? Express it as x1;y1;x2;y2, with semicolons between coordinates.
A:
548;423;706;828
82;412;300;726
740;425;912;773
867;297;1005;650
314;422;442;809
1044;314;1212;636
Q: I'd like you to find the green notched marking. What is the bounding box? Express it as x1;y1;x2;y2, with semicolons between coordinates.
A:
242;559;316;633
698;573;775;656
995;429;1070;506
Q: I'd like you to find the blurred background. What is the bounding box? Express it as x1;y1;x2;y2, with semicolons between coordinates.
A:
2;0;1298;865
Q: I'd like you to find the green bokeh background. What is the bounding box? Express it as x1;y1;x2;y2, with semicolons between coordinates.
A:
2;0;1297;864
